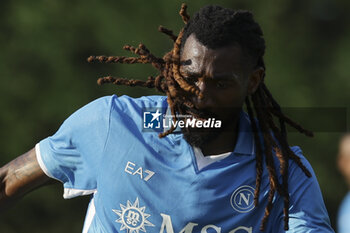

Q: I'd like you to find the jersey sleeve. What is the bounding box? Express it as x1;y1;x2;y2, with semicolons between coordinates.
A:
274;146;334;232
36;95;114;199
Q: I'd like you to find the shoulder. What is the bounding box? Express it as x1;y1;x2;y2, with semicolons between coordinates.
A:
83;94;167;115
285;145;317;188
89;94;167;106
289;146;312;169
108;94;167;111
57;95;167;131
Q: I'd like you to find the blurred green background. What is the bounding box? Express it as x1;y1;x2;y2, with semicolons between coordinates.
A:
0;0;349;232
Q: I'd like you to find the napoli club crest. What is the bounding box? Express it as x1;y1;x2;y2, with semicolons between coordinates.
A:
230;185;255;213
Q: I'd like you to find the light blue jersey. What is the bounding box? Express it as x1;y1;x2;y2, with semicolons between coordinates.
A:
338;192;350;233
37;95;334;233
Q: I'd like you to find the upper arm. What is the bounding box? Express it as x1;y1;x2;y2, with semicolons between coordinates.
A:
0;147;54;210
278;147;334;232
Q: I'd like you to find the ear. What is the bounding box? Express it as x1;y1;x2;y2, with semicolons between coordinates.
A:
247;67;264;95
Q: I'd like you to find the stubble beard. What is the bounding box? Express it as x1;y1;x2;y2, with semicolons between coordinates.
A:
180;112;237;149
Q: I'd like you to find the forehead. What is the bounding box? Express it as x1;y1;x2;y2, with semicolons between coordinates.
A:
180;34;244;74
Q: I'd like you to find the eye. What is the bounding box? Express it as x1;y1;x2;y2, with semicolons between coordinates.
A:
216;81;228;89
185;76;198;84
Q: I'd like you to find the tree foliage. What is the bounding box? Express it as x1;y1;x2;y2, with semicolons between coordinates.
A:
0;0;349;232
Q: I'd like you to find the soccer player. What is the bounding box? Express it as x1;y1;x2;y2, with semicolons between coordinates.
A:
337;134;350;233
0;4;334;233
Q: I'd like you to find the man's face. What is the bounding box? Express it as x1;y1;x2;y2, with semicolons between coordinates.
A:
180;33;256;120
179;33;261;147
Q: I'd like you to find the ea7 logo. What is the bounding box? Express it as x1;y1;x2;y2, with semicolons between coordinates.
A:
230;185;255;213
125;161;155;182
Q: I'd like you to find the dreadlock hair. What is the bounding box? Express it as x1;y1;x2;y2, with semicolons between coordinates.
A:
87;4;313;231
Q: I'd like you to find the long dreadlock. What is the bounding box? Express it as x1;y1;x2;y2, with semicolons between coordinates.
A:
87;4;313;231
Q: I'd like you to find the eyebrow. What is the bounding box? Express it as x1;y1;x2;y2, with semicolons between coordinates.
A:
212;73;240;80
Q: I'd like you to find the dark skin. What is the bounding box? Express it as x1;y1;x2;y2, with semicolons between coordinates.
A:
0;33;263;210
180;33;264;155
0;148;54;212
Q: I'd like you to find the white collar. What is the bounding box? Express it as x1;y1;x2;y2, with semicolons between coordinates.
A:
193;147;232;171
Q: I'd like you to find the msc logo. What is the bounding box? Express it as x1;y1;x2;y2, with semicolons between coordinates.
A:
230;185;255;213
143;109;162;129
113;198;155;233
